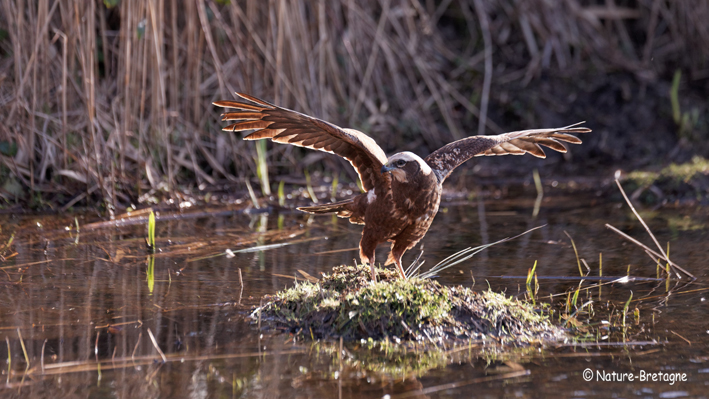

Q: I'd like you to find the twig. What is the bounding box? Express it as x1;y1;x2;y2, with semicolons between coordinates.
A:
41;339;47;374
131;332;142;359
564;231;584;276
420;225;545;278
17;328;29;370
605;224;693;279
670;330;691;345
147;328;167;363
607;179;694;279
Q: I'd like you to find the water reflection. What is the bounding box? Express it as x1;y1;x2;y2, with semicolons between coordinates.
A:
0;194;707;398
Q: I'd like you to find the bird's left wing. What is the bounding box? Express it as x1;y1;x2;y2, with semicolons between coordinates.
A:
424;123;591;182
214;93;389;191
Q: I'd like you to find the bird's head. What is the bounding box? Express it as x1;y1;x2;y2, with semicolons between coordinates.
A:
381;152;432;183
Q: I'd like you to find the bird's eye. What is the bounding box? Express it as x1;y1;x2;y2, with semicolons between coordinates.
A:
396;159;406;167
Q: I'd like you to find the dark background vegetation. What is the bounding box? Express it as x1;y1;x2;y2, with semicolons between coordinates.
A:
0;0;707;210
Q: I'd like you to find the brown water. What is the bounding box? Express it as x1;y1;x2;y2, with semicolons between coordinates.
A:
1;191;708;398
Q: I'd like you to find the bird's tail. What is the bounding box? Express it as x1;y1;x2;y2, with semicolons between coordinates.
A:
298;198;354;215
297;198;359;220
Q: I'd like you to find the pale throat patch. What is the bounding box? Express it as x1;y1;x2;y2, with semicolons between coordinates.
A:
367;188;377;203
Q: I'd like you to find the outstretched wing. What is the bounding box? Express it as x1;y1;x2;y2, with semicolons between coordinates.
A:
214;93;389;191
424;123;591;182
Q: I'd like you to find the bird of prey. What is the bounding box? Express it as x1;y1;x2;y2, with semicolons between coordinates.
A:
214;93;590;280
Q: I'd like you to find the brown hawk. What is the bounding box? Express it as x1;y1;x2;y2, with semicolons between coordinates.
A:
214;93;590;280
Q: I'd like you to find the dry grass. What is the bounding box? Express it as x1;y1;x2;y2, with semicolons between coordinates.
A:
0;0;708;209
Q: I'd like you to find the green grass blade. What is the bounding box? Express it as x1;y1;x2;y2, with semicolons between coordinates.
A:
148;210;156;252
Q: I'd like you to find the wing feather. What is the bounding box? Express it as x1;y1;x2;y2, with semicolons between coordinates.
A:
213;100;266;111
214;93;388;191
425;123;591;182
225;121;273;132
221;112;264;120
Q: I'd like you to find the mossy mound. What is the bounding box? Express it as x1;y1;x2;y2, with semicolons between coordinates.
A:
255;264;564;344
624;156;709;205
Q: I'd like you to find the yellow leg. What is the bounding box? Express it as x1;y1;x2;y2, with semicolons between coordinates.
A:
394;259;407;279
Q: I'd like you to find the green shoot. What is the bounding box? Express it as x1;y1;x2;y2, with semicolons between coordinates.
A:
147;210;156;253
255;140;271;195
665;243;671;291
598;252;603;298
147;256;155;294
564;231;584;276
278;180;285;207
670;69;681;124
571;282;581;310
97;361;102;385
526;260;538;305
622;291;633;329
633;307;640;324
526;260;538;286
669;69;700;137
304;169;318;203
534;272;539;297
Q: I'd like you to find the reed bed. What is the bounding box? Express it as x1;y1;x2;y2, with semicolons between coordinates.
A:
1;0;707;209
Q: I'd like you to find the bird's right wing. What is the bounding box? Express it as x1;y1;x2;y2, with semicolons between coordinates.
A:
214;93;389;192
424;123;591;182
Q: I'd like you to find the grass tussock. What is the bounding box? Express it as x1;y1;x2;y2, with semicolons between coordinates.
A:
256;264;563;344
1;1;708;209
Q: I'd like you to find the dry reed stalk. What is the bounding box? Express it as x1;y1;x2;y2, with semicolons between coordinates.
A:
0;1;707;208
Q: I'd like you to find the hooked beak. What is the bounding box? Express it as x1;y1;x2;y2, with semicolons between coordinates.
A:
381;164;395;174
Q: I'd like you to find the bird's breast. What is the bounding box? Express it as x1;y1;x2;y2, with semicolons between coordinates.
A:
391;176;441;221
